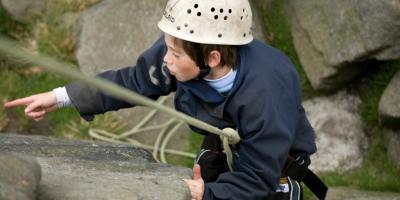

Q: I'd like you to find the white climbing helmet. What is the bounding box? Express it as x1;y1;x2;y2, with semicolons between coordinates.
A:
158;0;253;45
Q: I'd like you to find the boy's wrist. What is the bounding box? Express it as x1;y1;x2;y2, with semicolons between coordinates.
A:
52;87;72;108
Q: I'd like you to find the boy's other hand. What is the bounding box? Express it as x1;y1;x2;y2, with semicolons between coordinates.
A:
4;91;58;122
183;164;205;200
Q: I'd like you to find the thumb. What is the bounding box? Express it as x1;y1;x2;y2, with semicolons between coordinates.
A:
193;164;202;180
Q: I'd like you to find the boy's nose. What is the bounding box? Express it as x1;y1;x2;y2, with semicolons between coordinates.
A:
163;54;173;67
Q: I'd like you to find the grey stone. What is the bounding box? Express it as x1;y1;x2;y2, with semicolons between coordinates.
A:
0;152;41;200
35;157;191;200
1;0;46;23
325;187;400;200
385;130;400;168
75;0;167;75
0;134;192;200
286;0;400;91
249;0;269;42
0;134;155;162
303;91;368;173
379;70;400;128
286;2;361;91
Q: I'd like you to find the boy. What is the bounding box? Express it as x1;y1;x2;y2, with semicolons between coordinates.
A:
5;0;317;199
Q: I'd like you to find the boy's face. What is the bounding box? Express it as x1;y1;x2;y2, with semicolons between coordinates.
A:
163;34;200;82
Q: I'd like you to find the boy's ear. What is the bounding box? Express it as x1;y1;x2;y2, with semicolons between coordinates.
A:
207;50;221;68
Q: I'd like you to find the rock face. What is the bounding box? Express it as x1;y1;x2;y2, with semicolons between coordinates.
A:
0;153;41;200
0;134;191;200
0;133;156;162
385;130;400;168
286;0;400;91
379;70;400;128
1;0;46;23
75;0;166;76
303;92;368;172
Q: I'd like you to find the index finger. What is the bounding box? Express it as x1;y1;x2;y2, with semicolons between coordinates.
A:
4;97;34;108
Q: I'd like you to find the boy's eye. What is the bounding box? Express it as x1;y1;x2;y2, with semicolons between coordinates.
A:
173;53;180;58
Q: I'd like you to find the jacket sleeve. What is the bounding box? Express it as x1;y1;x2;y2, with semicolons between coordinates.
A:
65;36;175;121
202;55;311;200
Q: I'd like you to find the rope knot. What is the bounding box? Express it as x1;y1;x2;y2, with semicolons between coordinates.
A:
221;127;240;145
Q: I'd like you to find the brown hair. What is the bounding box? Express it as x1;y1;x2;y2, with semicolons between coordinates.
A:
174;38;239;69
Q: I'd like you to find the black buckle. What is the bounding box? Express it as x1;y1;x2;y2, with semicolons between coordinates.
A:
283;156;328;200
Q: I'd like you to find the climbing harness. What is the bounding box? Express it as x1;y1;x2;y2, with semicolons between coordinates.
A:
283;155;328;200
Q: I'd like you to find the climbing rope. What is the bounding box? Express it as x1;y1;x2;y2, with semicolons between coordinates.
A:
0;37;241;170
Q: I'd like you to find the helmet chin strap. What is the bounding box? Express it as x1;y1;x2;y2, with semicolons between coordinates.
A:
194;43;211;79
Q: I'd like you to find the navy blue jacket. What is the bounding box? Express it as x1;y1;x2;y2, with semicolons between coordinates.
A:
65;36;316;200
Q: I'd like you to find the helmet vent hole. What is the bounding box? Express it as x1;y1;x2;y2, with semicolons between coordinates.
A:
211;7;215;12
224;16;228;20
220;9;224;13
177;26;181;30
194;4;198;8
184;23;188;27
229;9;232;13
190;30;194;34
218;34;222;38
187;9;191;14
243;8;245;12
214;15;218;20
240;16;243;20
197;12;202;16
243;33;246;37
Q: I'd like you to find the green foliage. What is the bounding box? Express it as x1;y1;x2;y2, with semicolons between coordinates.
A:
0;4;29;38
356;61;400;126
0;100;8;131
34;0;100;63
166;132;204;168
0;0;101;135
0;68;76;132
59;113;127;139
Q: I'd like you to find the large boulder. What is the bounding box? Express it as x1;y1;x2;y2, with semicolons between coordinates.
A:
1;0;46;23
303;91;368;173
379;70;400;128
0;153;41;200
286;0;400;91
0;134;191;200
